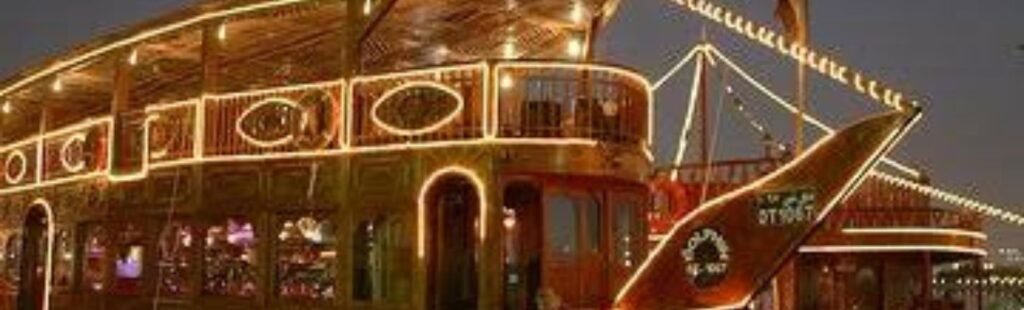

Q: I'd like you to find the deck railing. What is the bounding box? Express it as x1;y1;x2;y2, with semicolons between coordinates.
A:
350;64;486;146
0;61;650;193
495;63;650;146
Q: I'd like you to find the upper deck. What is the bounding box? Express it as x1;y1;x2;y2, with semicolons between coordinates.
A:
0;0;651;195
0;61;651;194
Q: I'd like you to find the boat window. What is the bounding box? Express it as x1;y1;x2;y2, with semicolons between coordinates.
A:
81;224;106;292
614;201;636;268
53;230;73;290
353;216;407;302
276;214;336;300
203;216;258;297
2;234;20;288
158;221;196;296
546;194;577;257
581;194;602;253
113;224;145;294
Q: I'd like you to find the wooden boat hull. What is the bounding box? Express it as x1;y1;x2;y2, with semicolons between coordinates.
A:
614;109;920;309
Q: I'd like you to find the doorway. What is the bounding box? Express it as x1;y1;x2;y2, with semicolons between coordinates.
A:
17;205;50;310
502;182;543;310
426;176;480;309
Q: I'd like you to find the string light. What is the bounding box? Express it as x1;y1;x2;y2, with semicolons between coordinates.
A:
566;37;583;58
128;48;139;66
362;0;372;16
670;0;920;111
870;171;1024;227
500;74;514;89
503;41;517;59
217;22;228;42
51;78;63;93
570;1;585;23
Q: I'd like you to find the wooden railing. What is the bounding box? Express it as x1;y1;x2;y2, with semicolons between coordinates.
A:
0;61;650;193
205;82;344;156
147;100;197;165
495;63;650;146
350;64;486;146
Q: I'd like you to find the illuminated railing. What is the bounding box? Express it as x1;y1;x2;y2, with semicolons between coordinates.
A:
495;63;650;146
0;61;651;194
41;120;110;181
349;64;485;146
0;141;40;189
205;81;344;156
147;100;198;165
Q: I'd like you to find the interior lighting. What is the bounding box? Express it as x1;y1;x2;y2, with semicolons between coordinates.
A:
566;37;583;58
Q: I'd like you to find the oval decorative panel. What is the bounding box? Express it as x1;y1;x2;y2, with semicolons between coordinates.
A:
371;81;464;136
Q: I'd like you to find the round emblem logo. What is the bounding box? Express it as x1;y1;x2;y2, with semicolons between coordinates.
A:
681;227;730;288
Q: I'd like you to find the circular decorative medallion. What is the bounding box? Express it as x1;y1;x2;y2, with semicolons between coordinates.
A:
60;133;87;173
4;150;27;185
681;227;730;288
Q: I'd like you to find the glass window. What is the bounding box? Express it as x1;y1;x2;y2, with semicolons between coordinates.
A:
353;217;405;301
158;221;196;296
1;234;20;288
53;230;73;290
546;194;577;257
113;224;145;294
81;225;107;292
203;216;258;297
581;194;602;253
276;215;335;300
614;202;635;268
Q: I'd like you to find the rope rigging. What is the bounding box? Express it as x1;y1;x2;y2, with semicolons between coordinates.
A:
652;40;1024;227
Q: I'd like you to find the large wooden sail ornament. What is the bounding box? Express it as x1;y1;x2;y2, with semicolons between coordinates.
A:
615;109;920;309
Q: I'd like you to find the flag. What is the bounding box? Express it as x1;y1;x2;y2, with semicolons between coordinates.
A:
775;0;808;43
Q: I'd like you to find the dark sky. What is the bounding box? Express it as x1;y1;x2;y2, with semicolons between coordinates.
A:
1;1;1023;249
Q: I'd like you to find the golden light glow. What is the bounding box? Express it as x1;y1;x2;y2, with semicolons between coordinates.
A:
499;74;514;89
51;78;63;93
216;22;228;42
570;1;585;23
0;61;647;195
2;100;10;114
493;61;655;146
800;245;987;257
870;170;1024;227
362;0;373;16
842;227;987;240
566;37;583;57
503;41;517;59
128;48;139;66
416;166;488;258
369;81;465;136
672;0;919;111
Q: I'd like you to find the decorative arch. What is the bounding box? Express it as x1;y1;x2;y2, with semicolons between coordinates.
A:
416;165;488;258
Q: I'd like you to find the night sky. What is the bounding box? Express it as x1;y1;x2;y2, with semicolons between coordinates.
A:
1;0;1023;249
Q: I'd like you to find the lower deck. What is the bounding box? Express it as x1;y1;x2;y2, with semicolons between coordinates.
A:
0;147;649;309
